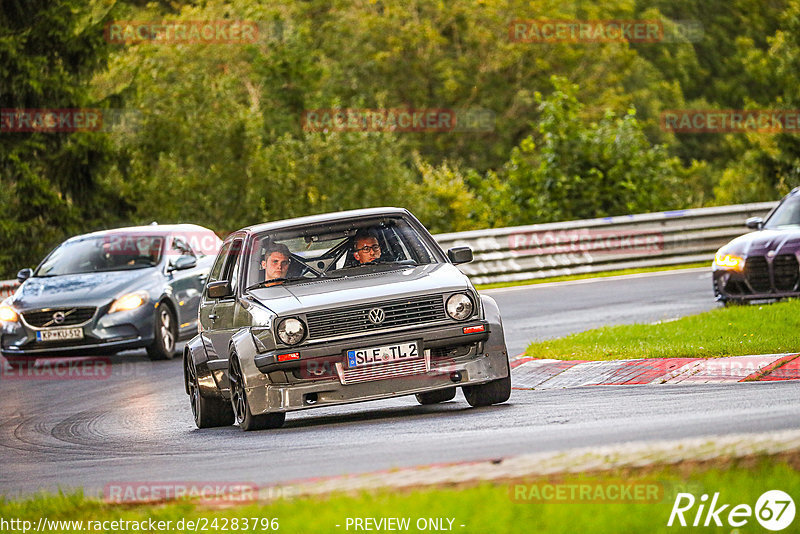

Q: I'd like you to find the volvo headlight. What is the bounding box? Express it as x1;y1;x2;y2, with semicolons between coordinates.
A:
0;305;19;323
108;291;149;313
277;317;306;345
446;293;474;321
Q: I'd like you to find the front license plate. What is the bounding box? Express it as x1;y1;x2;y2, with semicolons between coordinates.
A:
347;341;419;368
36;328;84;342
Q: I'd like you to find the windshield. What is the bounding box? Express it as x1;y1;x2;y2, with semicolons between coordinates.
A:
764;196;800;229
244;216;441;289
35;235;165;276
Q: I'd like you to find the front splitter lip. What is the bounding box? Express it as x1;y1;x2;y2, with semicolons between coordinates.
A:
246;354;507;414
1;337;145;358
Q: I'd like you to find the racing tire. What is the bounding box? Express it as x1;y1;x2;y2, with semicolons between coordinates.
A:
462;362;512;408
229;355;285;431
147;304;178;360
415;387;457;405
186;356;233;428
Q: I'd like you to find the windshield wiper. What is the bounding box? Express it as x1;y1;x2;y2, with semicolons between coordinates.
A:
245;277;306;291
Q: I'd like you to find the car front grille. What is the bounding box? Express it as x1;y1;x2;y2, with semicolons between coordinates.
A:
23;307;96;328
335;352;431;385
305;295;447;340
744;256;770;292
773;254;799;291
740;254;800;294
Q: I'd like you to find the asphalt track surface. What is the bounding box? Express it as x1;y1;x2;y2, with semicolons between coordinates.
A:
1;269;798;497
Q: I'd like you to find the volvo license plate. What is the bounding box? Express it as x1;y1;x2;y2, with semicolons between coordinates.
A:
35;328;84;342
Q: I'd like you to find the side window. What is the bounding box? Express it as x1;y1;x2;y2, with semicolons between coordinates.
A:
208;241;231;283
171;236;196;258
223;239;244;294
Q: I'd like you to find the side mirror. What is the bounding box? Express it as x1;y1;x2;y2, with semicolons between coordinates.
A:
170;255;197;271
206;280;232;299
745;217;764;230
17;268;32;283
447;247;473;264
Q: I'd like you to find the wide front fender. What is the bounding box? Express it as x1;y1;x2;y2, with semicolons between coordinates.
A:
230;328;272;392
480;294;510;377
183;334;223;399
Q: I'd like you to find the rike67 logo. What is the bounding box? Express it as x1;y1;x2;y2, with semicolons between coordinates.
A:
668;490;795;531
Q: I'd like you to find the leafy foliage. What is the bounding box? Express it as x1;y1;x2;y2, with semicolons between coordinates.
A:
2;0;800;277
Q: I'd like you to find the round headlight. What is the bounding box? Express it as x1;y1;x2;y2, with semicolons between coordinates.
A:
446;293;474;321
277;317;306;345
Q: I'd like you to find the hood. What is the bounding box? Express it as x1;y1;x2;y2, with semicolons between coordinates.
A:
11;269;157;310
723;229;800;256
248;263;472;316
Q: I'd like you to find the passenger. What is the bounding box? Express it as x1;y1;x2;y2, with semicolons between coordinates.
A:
352;230;382;264
261;243;292;284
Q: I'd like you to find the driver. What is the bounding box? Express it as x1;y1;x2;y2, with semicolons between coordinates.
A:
352;229;382;264
261;243;292;284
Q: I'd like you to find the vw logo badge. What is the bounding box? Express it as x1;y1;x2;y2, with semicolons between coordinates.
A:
52;311;66;324
368;308;385;325
767;250;776;258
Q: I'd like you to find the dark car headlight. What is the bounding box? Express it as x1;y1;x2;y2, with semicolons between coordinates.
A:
714;251;745;272
276;317;306;345
446;293;474;321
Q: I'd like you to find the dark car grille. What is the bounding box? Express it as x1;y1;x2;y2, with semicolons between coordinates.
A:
773;254;800;291
744;256;770;292
305;295;447;340
23;307;96;327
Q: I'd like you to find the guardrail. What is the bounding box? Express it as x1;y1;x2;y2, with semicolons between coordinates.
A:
0;280;18;300
0;202;779;292
434;202;777;285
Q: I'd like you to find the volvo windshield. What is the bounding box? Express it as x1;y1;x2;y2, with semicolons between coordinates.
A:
35;235;165;276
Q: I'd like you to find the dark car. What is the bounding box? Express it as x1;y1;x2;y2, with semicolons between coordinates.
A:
713;187;800;303
0;224;221;366
183;208;511;431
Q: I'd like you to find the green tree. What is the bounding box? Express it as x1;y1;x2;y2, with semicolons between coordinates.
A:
0;0;128;277
504;77;696;223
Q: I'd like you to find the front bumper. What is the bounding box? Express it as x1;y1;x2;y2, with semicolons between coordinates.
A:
1;304;156;358
248;353;506;414
242;320;509;415
713;267;800;301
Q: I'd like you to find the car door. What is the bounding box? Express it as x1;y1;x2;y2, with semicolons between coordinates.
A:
199;240;231;360
202;237;244;362
166;235;204;336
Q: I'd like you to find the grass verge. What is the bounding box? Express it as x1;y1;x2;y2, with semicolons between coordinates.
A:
525;299;800;360
1;454;798;533
475;262;708;290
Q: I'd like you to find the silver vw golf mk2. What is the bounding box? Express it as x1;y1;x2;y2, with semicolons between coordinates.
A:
183;208;511;430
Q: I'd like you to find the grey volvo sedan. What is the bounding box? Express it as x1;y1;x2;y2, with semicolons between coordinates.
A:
0;224;221;366
184;208;511;430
